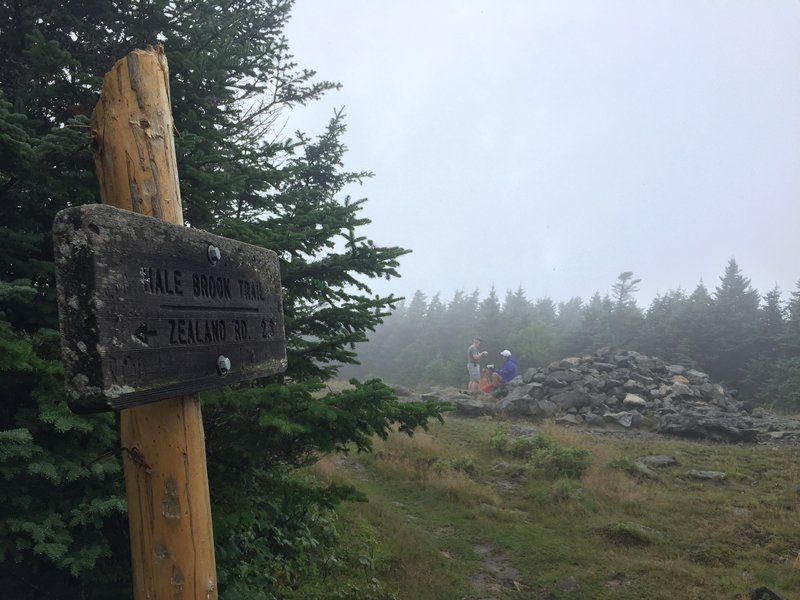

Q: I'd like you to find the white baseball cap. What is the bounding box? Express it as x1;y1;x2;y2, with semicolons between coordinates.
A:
500;350;511;357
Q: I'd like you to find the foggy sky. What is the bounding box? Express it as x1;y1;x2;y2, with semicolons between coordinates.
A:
284;1;800;308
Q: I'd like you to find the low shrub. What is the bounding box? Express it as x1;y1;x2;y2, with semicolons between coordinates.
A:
549;478;584;503
431;456;475;475
491;427;592;479
607;456;637;475
530;444;592;479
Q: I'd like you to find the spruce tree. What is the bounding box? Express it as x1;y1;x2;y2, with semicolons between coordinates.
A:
759;287;786;354
745;281;800;412
683;281;714;368
419;293;450;384
708;259;761;384
580;291;612;350
0;1;446;596
643;289;691;365
500;286;533;343
1;7;132;594
784;281;800;353
389;290;428;384
477;286;502;351
554;297;585;357
437;290;480;386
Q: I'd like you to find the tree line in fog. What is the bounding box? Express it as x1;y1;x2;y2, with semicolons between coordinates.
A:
343;259;800;412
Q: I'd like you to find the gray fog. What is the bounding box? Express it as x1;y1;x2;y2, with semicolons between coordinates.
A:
284;1;800;306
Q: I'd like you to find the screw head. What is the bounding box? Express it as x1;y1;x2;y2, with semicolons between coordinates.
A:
217;355;231;375
207;245;222;265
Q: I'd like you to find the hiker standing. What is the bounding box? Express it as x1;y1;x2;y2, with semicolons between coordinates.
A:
467;337;487;393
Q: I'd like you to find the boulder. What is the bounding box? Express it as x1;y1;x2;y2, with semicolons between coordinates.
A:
603;411;644;428
686;369;709;384
636;455;678;468
560;357;582;368
545;370;582;385
531;399;557;418
622;393;647;409
749;587;787;600
584;412;605;427
670;381;696;398
623;379;650;396
522;367;539;383
657;412;758;443
454;396;495;417
550;389;592;410
497;385;536;417
632;461;659;480
685;470;727;482
556;414;583;426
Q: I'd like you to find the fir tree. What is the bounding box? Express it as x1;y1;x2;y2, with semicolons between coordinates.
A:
477;286;502;351
785;280;800;353
643;289;692;365
0;1;446;596
555;297;585;357
746;281;800;412
683;280;714;368
708;259;761;383
500;286;532;343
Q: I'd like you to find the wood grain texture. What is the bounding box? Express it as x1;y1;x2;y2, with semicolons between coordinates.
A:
90;47;219;600
92;47;182;222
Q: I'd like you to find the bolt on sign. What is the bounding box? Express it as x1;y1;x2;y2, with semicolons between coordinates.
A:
53;204;287;413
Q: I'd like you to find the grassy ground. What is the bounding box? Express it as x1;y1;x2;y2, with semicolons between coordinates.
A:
308;414;800;599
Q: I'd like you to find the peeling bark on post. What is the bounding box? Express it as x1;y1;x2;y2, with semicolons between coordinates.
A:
91;47;182;224
91;47;218;599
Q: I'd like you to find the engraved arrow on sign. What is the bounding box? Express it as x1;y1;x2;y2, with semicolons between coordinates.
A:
134;322;158;345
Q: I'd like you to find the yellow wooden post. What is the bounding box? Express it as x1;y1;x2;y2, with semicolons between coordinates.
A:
90;46;218;599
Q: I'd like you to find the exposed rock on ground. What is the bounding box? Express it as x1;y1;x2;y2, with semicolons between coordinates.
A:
417;348;800;445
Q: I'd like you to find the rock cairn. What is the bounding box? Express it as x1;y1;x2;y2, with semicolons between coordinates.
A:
495;348;759;442
417;348;800;443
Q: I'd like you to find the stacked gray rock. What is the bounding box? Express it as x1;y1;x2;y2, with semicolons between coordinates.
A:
416;348;800;443
496;348;759;442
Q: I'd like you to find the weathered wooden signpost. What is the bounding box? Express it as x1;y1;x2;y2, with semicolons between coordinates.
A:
53;205;286;412
52;47;286;599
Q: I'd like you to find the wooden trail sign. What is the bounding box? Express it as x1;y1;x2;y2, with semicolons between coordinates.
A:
54;203;286;413
71;45;235;599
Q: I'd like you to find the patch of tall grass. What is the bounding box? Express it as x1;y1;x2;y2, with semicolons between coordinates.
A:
304;414;800;598
489;425;592;479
